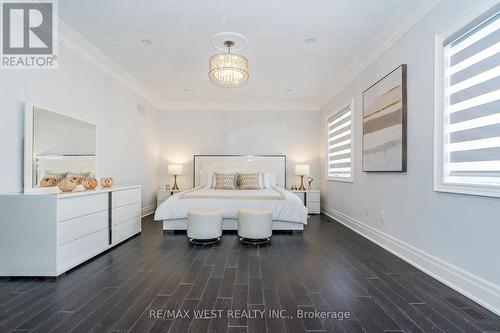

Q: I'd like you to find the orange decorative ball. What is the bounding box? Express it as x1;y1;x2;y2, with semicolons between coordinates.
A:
101;177;113;188
82;177;98;190
58;178;77;192
39;177;57;187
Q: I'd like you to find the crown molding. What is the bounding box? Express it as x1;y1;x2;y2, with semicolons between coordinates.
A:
159;101;320;112
316;0;441;109
56;19;164;109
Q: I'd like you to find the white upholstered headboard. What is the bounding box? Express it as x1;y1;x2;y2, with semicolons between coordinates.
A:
193;155;287;188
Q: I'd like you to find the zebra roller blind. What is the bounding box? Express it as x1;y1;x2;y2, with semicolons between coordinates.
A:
327;104;352;180
442;8;500;186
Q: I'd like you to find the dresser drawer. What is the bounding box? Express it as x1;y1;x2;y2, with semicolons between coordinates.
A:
57;193;108;221
57;210;108;245
112;202;141;226
57;228;109;270
112;217;141;245
112;188;141;208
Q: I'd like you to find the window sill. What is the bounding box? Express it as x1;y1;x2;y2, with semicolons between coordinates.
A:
327;177;353;183
434;183;500;198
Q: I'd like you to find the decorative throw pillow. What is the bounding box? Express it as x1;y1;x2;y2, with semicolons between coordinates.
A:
262;172;277;189
213;173;237;190
239;173;262;190
66;171;91;185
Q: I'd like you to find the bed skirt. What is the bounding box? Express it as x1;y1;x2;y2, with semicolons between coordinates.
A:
162;218;305;231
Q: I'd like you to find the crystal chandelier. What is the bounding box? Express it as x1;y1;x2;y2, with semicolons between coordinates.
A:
208;41;249;87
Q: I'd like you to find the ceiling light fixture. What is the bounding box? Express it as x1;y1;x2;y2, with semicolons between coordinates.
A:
141;39;152;45
208;40;249;87
304;38;316;44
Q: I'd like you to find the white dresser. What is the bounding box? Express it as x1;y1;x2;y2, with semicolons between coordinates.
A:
291;190;321;214
0;185;141;276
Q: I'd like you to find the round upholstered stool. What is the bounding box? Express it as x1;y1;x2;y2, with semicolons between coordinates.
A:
238;208;273;244
187;208;223;245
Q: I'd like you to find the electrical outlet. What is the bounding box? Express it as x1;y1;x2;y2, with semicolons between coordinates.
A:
380;210;386;223
137;104;146;114
364;206;369;216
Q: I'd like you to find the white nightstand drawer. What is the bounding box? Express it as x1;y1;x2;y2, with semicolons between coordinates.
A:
57;210;108;245
112;202;141;226
58;193;108;221
113;217;141;245
112;188;141;208
306;192;320;203
307;202;321;214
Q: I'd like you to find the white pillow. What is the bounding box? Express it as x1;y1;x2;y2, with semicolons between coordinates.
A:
199;170;215;188
262;172;277;188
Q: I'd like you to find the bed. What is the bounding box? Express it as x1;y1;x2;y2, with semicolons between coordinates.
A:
154;155;308;231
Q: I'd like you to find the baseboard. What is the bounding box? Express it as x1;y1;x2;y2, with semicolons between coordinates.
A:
321;205;500;316
141;204;156;218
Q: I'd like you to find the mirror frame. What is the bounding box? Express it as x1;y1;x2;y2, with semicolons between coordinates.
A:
23;103;97;193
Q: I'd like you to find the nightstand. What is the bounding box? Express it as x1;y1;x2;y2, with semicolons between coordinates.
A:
291;190;320;214
157;189;183;206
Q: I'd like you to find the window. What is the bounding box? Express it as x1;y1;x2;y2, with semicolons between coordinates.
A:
326;100;353;182
435;5;500;197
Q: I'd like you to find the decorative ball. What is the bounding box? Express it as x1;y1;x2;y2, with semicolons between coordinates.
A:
58;178;77;192
82;177;98;190
39;177;57;187
101;177;113;188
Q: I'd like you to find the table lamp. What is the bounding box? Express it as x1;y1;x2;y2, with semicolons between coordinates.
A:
295;164;310;191
168;164;183;190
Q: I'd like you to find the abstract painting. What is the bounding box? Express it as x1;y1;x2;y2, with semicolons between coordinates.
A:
362;64;407;172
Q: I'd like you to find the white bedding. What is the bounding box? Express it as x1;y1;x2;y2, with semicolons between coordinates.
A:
154;186;308;224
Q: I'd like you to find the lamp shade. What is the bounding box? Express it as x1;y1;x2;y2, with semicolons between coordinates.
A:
168;164;183;175
295;164;310;176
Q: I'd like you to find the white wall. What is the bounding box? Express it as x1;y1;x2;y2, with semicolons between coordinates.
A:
320;0;500;314
0;43;161;213
159;109;321;189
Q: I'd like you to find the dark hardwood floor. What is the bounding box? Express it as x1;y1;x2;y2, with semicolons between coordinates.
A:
0;214;499;333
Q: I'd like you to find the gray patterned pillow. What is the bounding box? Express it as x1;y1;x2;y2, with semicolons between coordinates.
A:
213;173;237;190
239;173;262;190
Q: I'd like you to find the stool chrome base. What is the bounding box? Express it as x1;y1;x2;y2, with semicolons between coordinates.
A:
239;237;271;245
189;237;220;245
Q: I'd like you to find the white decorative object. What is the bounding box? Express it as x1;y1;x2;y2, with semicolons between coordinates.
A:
238;208;272;242
0;186;141;276
187;208;223;243
209;40;249;87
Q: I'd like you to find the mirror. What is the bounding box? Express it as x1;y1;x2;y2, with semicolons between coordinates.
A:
24;105;97;192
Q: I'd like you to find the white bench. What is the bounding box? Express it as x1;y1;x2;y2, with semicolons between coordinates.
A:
187;208;223;244
238;208;273;244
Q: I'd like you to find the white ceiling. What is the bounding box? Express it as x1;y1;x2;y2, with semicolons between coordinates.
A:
59;0;417;109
